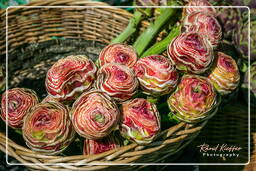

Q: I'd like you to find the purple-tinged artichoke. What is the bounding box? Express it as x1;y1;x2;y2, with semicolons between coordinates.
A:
45;55;97;102
183;11;222;47
1;88;39;129
167;31;214;74
242;61;256;108
83;133;121;155
134;55;179;96
71;90;120;140
216;8;241;40
22;101;75;155
168;75;219;123
95;63;138;102
183;0;216;17
208;52;240;95
212;0;256;9
120;98;160;144
232;12;256;61
98;43;137;68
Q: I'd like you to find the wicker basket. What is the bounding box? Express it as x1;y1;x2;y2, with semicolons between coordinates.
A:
0;0;207;170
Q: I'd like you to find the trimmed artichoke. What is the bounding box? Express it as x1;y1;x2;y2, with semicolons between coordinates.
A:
183;11;222;47
22;101;75;155
168;75;219;123
208;52;240;95
183;0;216;17
95;63;138;102
167;31;214;74
83;133;121;155
134;55;179;96
120;98;160;144
98;43;138;68
71;90;120;140
45;55;97;102
1;88;39;128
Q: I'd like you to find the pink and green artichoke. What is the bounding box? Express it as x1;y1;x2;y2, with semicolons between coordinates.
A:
83;133;121;155
22;101;75;155
1;88;39;128
183;0;216;17
183;11;222;47
208;52;240;95
71;90;120;139
134;55;179;96
167;32;214;74
95;63;138;102
98;43;138;68
168;75;219;123
120;98;160;144
45;55;97;102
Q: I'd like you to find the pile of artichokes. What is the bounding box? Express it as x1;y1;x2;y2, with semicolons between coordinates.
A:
0;0;253;156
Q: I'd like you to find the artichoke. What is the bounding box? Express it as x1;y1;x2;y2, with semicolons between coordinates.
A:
208;52;240;95
98;43;138;68
232;10;256;61
242;61;256;108
83;133;122;155
45;55;97;102
183;11;222;47
216;8;241;40
134;55;179;96
95;63;138;102
213;0;256;9
183;0;216;17
120;98;161;144
1;88;39;129
168;75;219;123
167;31;214;74
71;90;120;140
22;101;75;155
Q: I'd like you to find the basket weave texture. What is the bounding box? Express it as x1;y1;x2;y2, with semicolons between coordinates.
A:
0;0;207;170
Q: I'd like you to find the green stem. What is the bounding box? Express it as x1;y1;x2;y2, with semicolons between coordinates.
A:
146;96;159;104
168;112;181;124
141;26;180;57
111;10;143;44
133;5;179;56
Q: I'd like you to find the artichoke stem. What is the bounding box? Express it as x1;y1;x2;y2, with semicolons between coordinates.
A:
141;26;180;57
168;112;181;124
111;10;144;44
146;96;159;104
133;6;178;56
